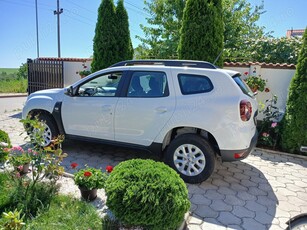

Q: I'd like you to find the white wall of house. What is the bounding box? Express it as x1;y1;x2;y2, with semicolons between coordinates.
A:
224;64;296;120
63;60;92;86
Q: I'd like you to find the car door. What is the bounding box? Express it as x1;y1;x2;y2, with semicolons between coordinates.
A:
61;71;124;141
114;69;176;146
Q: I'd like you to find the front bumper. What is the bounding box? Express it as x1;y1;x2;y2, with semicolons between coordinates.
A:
219;129;258;162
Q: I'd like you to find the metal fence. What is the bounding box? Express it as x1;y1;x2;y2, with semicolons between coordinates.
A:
27;58;64;95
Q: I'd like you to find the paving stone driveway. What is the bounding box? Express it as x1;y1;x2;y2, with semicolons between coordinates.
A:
1;110;307;230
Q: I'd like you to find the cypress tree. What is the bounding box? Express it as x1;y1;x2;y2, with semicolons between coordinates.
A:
116;0;133;61
178;0;224;67
281;28;307;153
91;0;117;72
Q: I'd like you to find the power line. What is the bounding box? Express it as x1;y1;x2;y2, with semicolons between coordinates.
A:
63;8;96;23
65;0;96;14
0;0;53;11
62;14;94;27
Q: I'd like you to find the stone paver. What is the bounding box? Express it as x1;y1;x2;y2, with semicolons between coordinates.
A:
1;110;307;230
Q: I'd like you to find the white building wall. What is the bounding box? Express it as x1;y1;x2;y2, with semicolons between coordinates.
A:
224;65;296;120
63;60;92;86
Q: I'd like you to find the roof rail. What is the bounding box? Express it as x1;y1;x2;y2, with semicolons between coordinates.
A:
110;59;216;69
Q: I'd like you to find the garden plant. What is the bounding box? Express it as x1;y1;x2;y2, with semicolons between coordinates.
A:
105;159;190;230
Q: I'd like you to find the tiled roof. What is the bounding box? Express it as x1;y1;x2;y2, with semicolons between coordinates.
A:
224;62;296;69
35;58;296;69
37;57;92;62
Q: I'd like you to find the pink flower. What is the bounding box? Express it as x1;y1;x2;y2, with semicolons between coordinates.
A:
11;146;24;154
17;165;23;172
262;132;269;137
28;148;33;153
16;172;21;178
3;148;10;152
271;122;277;128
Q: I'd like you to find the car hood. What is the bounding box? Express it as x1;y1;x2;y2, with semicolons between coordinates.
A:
27;88;65;101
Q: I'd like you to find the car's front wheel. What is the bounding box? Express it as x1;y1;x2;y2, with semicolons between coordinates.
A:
165;134;216;184
29;113;59;147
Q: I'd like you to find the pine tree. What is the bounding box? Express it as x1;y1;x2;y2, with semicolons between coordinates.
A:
281;28;307;153
91;0;117;72
115;0;133;61
178;0;224;67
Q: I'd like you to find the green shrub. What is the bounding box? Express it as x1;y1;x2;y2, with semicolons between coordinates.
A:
105;159;190;230
0;130;11;163
281;28;307;153
0;130;11;148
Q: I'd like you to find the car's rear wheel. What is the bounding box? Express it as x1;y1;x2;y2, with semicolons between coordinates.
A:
165;134;216;184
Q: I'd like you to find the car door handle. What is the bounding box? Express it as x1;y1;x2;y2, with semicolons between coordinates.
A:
101;105;112;111
155;107;167;113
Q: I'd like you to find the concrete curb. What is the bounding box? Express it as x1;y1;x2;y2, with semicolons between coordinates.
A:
255;147;307;160
0;93;28;98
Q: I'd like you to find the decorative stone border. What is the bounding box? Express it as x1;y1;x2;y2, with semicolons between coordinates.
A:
255;147;307;160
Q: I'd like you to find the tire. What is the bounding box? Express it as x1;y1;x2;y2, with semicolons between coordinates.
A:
165;134;216;184
31;113;59;147
286;215;307;230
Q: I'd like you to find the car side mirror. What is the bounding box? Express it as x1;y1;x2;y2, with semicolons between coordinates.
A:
64;86;74;96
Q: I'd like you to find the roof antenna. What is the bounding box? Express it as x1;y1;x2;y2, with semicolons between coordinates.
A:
213;49;223;66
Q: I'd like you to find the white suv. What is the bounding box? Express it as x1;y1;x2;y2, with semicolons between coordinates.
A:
22;60;258;183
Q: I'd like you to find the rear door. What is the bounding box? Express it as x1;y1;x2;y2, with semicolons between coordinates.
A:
114;69;176;146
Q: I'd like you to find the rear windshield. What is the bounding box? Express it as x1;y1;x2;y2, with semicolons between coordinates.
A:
232;74;254;98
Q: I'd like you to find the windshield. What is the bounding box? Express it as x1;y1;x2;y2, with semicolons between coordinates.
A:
232;74;255;98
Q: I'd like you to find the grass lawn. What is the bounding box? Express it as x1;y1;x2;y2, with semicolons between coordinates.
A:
0;172;102;229
0;68;18;74
0;79;27;93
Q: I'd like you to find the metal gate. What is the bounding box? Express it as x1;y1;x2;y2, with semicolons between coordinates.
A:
27;58;64;95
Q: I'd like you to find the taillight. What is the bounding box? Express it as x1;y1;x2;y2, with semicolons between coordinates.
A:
240;100;252;121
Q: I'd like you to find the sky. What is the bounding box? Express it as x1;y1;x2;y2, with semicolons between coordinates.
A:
0;0;306;68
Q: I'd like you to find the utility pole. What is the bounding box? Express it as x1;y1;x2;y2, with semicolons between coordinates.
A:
35;0;39;58
54;0;63;57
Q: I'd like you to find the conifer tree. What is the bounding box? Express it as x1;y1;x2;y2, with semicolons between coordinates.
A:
178;0;224;67
116;0;133;61
281;29;307;153
91;0;117;72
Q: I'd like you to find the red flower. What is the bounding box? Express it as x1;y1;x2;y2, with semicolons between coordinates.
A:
265;87;270;92
71;162;78;169
106;165;113;173
244;72;249;76
84;171;92;177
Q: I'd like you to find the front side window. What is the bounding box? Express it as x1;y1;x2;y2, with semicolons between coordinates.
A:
127;71;169;97
77;72;122;97
178;74;213;95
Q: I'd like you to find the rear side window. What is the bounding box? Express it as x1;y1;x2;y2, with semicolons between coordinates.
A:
178;74;213;95
233;74;254;98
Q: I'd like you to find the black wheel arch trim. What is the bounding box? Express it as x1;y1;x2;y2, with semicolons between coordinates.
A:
52;101;66;135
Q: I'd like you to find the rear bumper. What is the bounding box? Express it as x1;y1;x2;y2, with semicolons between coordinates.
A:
220;129;258;162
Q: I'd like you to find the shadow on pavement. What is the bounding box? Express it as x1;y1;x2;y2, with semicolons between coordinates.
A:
9;112;22;119
187;160;278;229
61;139;159;174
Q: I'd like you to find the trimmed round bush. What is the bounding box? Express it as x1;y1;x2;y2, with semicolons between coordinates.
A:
105;159;190;230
